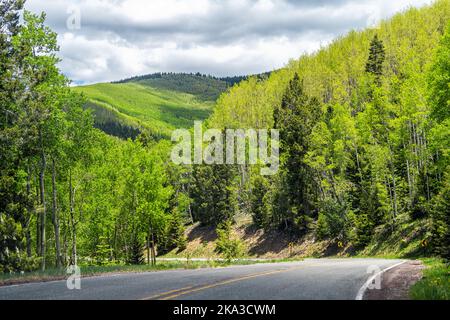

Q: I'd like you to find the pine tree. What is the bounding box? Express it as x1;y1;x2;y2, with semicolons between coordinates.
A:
274;73;321;231
191;164;237;226
365;35;386;85
250;175;271;229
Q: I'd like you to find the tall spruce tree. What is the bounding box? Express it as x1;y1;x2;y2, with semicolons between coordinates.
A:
274;73;321;231
191;164;237;226
365;34;386;86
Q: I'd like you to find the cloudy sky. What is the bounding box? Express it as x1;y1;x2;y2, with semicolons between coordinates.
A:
26;0;433;85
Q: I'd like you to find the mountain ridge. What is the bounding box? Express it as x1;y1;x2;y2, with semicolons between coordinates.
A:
74;72;270;140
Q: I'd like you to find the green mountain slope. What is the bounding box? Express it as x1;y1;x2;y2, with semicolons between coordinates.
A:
74;73;270;140
201;0;450;258
74;82;214;139
114;72;254;101
210;1;450;131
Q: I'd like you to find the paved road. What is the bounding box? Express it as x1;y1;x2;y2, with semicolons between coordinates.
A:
0;258;405;300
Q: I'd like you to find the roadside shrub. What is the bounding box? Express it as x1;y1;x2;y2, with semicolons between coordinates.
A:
0;252;40;273
95;236;114;266
215;220;244;262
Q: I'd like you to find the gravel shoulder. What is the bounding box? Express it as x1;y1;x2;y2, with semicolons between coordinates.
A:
364;260;425;300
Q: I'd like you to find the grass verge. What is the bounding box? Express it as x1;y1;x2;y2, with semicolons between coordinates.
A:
410;258;449;300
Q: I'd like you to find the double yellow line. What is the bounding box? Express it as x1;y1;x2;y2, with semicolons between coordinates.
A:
142;264;309;300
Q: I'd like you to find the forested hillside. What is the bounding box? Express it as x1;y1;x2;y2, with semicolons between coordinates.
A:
0;0;449;275
199;0;450;259
113;72;269;101
75;73;270;140
0;2;189;272
73;82;214;140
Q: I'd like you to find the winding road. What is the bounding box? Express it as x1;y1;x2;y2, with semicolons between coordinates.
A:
0;258;406;300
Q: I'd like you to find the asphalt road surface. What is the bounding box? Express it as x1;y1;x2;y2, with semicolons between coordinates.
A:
0;258;405;300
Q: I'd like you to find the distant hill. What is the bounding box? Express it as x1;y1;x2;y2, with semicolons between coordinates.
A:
73;81;214;140
74;72;270;140
113;72;271;102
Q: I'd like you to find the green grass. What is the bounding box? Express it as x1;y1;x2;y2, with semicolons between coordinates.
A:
359;213;432;258
73;82;214;138
410;258;449;300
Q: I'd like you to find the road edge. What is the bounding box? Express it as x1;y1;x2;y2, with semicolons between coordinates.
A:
355;260;408;300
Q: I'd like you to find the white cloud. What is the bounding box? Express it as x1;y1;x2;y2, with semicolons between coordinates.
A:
25;0;434;84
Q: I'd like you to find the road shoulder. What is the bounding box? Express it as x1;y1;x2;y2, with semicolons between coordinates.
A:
364;260;425;300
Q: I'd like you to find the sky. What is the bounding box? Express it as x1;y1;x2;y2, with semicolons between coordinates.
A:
26;0;434;85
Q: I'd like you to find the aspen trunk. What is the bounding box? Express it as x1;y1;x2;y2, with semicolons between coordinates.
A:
35;171;41;257
51;159;62;268
69;170;77;266
151;231;156;266
38;128;47;272
388;147;398;227
25;164;32;258
147;235;151;265
39;150;46;271
149;223;156;266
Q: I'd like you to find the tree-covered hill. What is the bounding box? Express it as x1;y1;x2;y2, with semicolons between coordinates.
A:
73;82;214;140
114;72;271;101
74;72;270;140
196;0;450;259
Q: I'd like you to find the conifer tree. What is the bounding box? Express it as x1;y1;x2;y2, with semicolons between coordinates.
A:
250;175;271;229
365;35;386;85
274;73;321;231
191;164;237;226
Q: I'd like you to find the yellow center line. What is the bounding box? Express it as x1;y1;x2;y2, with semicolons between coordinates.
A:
150;264;314;300
141;285;194;300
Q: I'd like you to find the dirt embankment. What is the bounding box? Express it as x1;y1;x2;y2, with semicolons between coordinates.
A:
177;222;357;259
364;260;425;300
175;213;430;260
